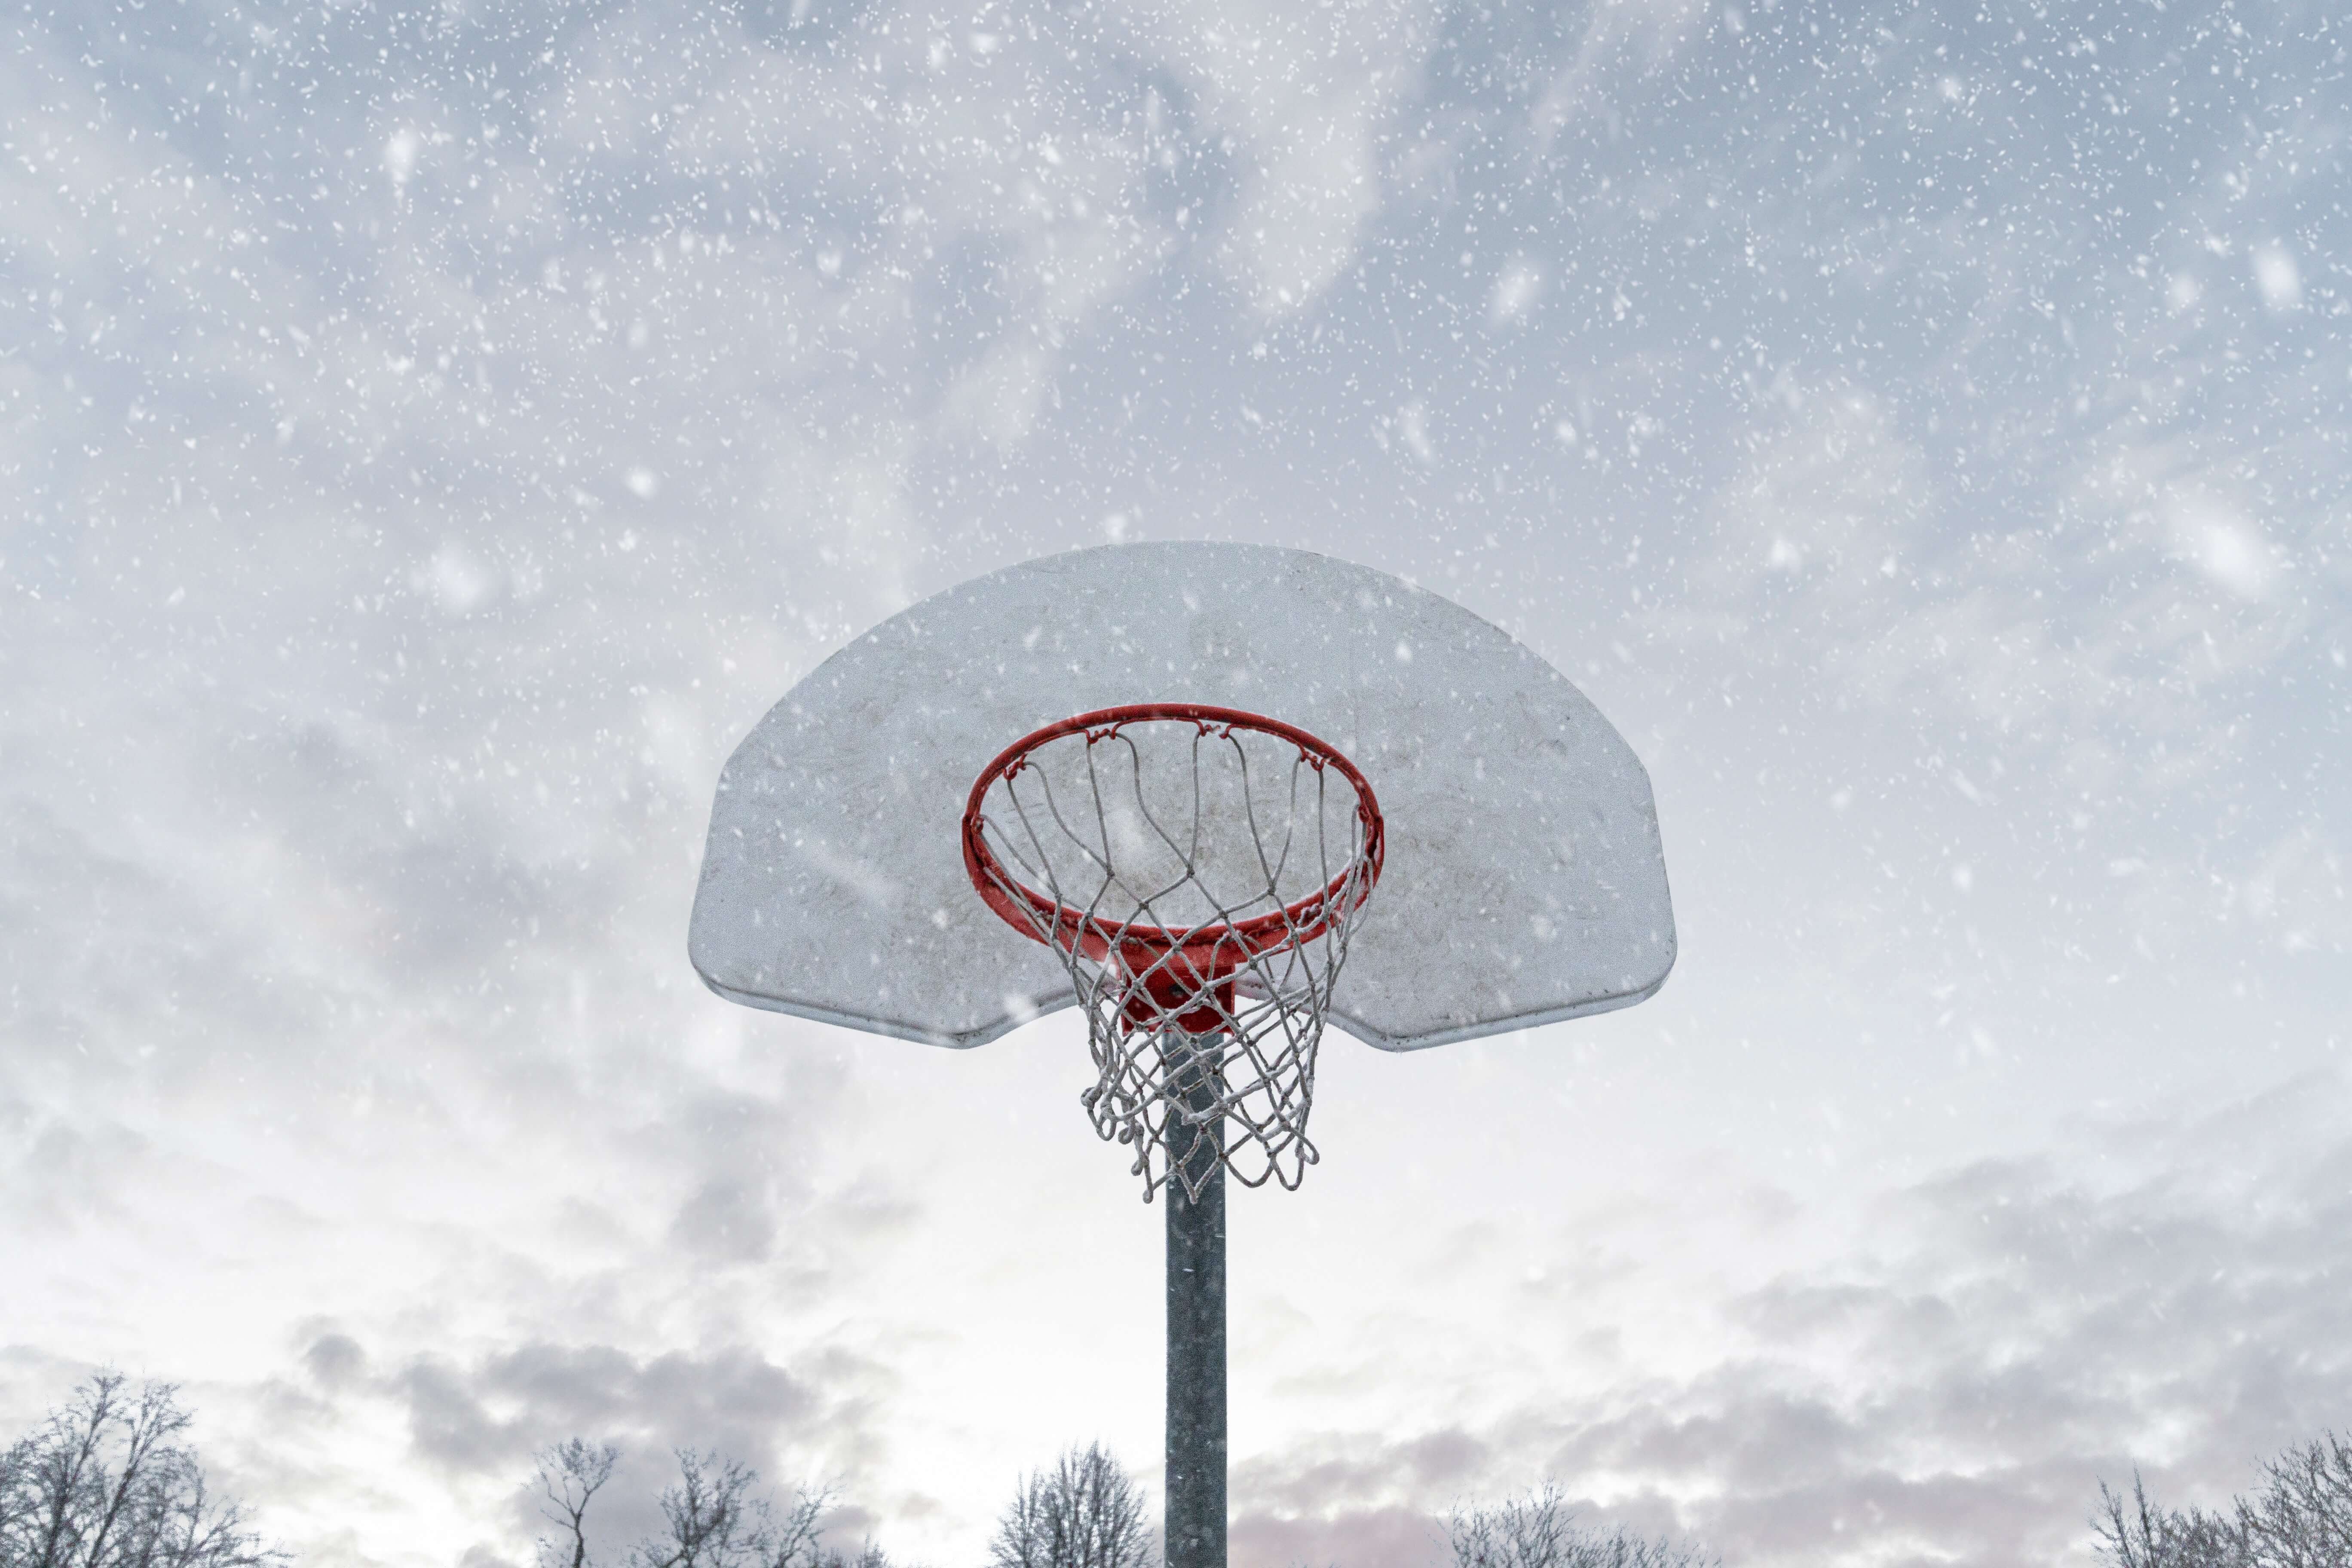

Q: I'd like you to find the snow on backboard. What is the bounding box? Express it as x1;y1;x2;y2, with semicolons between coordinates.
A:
689;542;1674;1050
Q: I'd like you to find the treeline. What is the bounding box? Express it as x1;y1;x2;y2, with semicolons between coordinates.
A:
7;1372;2343;1566
531;1444;1711;1568
0;1374;279;1568
0;1376;1706;1568
2096;1434;2352;1568
530;1435;1159;1568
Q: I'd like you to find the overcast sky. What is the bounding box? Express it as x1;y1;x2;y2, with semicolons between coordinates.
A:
3;0;2349;1564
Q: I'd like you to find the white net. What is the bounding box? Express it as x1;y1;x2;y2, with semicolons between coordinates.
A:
965;708;1382;1201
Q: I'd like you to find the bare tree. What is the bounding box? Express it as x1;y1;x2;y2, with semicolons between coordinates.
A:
2095;1433;2352;1568
633;1450;772;1568
2095;1476;2243;1568
2236;1432;2352;1566
1445;1485;1715;1568
0;1371;282;1568
988;1444;1155;1568
537;1439;620;1568
531;1442;853;1568
764;1485;833;1568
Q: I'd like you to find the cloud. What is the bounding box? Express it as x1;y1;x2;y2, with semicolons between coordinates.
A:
1111;0;1446;314
1227;1426;1696;1568
348;1338;872;1561
1226;1082;2352;1568
1695;384;1932;612
2251;245;2303;314
2165;494;2278;603
2238;827;2352;955
394;1342;827;1476
1531;0;1714;151
1488;257;1545;328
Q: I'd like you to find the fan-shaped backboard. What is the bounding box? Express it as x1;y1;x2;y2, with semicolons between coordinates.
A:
689;542;1674;1049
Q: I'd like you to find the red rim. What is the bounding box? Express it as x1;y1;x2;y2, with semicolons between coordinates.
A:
962;703;1385;970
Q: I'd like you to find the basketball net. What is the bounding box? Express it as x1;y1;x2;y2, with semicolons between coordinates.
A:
964;706;1384;1201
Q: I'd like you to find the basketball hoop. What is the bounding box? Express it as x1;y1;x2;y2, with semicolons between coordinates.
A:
700;546;1677;1568
963;704;1385;1201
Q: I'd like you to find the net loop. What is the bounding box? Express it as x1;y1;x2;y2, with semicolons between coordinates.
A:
963;704;1385;1201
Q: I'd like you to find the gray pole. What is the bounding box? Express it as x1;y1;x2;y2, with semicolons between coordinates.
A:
1164;1036;1226;1568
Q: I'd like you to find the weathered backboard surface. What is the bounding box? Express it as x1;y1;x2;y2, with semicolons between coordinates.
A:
689;543;1674;1050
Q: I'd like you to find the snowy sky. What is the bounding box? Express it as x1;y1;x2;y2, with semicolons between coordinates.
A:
3;0;2349;1564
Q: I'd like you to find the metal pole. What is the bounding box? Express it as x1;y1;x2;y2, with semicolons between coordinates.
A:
1164;1035;1226;1568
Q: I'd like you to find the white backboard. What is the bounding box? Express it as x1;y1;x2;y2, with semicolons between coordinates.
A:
690;543;1674;1049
